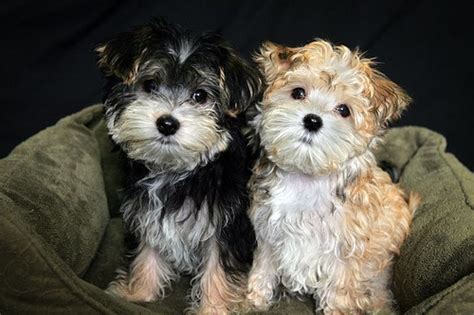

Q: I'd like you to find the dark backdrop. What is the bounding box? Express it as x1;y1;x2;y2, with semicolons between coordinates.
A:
1;0;473;169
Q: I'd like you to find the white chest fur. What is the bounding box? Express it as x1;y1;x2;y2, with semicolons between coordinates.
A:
253;169;345;294
124;175;216;274
149;199;215;273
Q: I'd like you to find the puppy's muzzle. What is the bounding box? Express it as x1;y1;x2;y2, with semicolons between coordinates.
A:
303;114;323;132
156;115;180;136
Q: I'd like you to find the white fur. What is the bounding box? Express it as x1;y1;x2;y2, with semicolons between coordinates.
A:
121;172;217;275
255;89;369;177
106;94;229;171
248;39;414;314
249;153;373;294
167;40;196;64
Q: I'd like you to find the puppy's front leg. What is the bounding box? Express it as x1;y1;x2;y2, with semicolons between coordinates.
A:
191;239;241;315
107;243;175;302
247;240;279;311
317;259;392;315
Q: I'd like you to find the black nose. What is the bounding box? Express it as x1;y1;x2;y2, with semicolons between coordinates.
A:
156;115;180;136
303;114;323;132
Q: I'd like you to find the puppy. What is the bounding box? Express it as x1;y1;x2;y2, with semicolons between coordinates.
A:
246;40;420;314
97;19;262;314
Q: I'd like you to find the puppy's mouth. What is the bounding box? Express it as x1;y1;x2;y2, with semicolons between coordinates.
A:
299;134;314;145
156;136;177;146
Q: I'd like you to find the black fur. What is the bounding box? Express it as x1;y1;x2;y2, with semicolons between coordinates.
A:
123;119;256;275
97;18;261;308
99;18;262;123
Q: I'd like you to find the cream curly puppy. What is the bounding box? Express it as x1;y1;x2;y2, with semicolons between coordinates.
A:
246;39;420;314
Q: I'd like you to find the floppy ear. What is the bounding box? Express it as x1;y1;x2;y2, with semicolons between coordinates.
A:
97;19;182;84
96;25;154;84
253;41;296;84
368;69;412;126
220;50;263;116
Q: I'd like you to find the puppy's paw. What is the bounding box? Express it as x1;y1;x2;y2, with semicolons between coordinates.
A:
246;288;273;311
105;280;157;302
195;306;230;315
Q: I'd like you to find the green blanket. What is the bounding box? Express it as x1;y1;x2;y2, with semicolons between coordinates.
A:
0;105;473;314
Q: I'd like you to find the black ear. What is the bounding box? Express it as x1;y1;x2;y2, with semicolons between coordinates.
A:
96;18;179;84
96;27;151;84
220;48;263;117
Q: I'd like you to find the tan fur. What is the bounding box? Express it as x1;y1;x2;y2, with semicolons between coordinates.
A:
195;241;246;315
106;245;175;302
257;40;411;132
364;67;412;127
323;168;419;313
247;39;420;314
96;44;142;84
254;41;298;85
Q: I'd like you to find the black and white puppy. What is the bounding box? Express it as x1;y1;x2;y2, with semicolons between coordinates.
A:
97;19;262;314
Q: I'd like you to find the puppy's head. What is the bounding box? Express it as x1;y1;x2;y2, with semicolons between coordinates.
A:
97;19;262;171
254;40;411;176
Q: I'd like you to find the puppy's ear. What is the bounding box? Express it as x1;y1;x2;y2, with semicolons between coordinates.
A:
368;69;412;126
97;19;181;84
253;41;296;84
96;25;153;84
220;49;263;116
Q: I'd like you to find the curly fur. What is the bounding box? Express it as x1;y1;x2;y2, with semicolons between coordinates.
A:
247;39;420;314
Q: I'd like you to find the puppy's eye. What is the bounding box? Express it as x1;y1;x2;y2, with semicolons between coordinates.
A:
143;80;158;93
291;87;306;100
336;104;351;117
192;89;208;104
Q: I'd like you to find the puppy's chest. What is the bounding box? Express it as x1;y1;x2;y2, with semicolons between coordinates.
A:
266;172;340;229
258;172;344;285
135;188;215;273
160;198;214;240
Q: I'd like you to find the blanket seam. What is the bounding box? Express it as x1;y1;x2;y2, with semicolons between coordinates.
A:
421;273;474;313
438;142;474;211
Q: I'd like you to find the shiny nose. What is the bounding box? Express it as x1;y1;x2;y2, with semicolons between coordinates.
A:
156;115;180;136
303;114;323;132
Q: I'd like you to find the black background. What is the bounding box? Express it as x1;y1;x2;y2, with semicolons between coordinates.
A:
1;0;473;169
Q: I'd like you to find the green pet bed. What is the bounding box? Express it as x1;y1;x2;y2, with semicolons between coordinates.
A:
0;105;473;314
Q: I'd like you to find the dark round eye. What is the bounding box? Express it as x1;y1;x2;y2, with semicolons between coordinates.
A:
143;79;158;93
192;89;208;104
291;87;306;100
336;104;351;117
